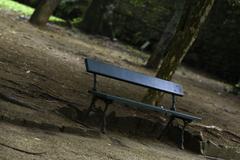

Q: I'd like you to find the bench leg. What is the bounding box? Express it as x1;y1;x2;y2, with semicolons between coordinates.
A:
158;117;174;140
83;96;97;121
101;102;110;133
180;121;188;150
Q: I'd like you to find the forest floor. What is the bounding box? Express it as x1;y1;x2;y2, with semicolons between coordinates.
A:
0;9;240;160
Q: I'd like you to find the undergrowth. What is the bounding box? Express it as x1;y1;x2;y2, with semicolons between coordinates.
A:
0;0;64;22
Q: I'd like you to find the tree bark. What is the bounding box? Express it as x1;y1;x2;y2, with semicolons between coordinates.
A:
80;0;115;37
145;0;185;69
143;0;215;105
29;0;60;26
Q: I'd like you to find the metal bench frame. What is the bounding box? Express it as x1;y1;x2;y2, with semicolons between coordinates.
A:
84;58;201;149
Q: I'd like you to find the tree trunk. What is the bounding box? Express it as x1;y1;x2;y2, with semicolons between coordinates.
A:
29;0;60;26
80;0;115;37
143;0;215;105
145;0;185;69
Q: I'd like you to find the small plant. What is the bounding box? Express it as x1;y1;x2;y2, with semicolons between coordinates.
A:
232;81;240;95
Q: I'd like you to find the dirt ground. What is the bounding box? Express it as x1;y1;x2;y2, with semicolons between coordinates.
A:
0;9;239;159
0;122;206;160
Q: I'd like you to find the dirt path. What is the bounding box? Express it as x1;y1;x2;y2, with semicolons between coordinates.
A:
0;9;239;159
0;122;206;160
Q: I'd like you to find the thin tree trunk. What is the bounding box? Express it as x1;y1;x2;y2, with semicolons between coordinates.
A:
146;0;185;69
143;0;215;105
80;0;115;36
80;0;104;34
29;0;60;26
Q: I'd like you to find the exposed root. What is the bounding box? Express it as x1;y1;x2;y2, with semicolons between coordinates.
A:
0;142;46;156
0;92;39;111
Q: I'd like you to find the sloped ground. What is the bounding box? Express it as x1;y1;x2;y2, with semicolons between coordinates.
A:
0;9;239;159
0;122;206;160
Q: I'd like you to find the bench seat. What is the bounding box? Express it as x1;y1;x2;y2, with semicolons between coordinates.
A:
90;90;201;122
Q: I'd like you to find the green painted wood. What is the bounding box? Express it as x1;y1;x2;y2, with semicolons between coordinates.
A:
90;90;201;121
85;58;184;96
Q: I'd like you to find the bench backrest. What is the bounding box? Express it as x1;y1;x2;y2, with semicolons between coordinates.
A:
85;58;184;96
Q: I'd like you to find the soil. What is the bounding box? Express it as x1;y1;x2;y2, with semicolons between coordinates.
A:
0;9;239;159
0;122;205;160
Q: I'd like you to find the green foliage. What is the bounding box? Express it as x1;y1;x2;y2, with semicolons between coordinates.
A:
112;0;173;47
0;0;64;22
185;0;240;83
129;0;146;7
228;0;240;6
233;81;240;95
129;0;168;8
235;82;240;88
55;0;89;22
0;0;34;15
12;0;86;23
13;0;38;8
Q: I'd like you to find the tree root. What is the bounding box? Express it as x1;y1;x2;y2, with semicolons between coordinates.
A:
0;142;46;156
0;92;39;111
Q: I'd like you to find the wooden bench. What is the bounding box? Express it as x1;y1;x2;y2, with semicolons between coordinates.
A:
84;58;201;149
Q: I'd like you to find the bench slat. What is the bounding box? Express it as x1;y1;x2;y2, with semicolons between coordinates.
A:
85;59;184;96
90;90;201;121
